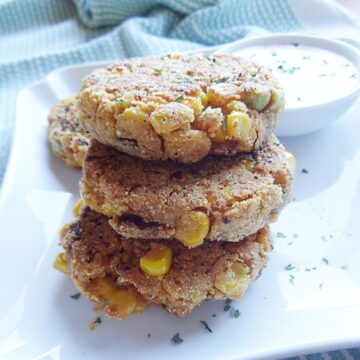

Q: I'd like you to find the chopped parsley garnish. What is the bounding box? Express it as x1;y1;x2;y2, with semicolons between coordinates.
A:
289;274;295;285
224;299;232;311
293;234;298;238
147;333;151;338
215;77;229;84
115;98;129;105
350;73;357;78
301;168;309;174
297;97;302;101
276;232;287;238
291;43;299;47
153;68;163;75
182;77;194;83
305;268;312;272
288;241;293;246
94;317;102;324
319;73;327;77
319;283;324;289
175;95;184;102
322;258;329;265
321;236;327;242
200;320;212;333
271;51;277;57
284;264;295;271
70;293;81;300
212;314;217;317
231;309;241;318
341;265;348;270
171;333;183;344
322;59;328;65
277;65;284;70
303;55;311;60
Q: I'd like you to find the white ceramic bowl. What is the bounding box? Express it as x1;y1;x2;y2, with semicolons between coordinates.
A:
214;34;360;136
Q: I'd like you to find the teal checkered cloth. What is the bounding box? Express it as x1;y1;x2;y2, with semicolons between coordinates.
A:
0;2;359;357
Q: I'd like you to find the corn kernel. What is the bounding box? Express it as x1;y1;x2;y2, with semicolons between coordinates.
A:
213;126;227;143
257;228;270;252
207;83;239;107
53;252;68;274
223;186;233;201
150;102;194;135
175;211;210;247
182;97;203;117
102;203;114;217
241;84;271;111
170;53;182;60
122;106;148;123
140;244;173;276
268;88;285;111
94;277;147;316
226;111;252;140
72;198;84;218
215;261;249;298
244;159;252;172
226;100;248;113
199;91;208;106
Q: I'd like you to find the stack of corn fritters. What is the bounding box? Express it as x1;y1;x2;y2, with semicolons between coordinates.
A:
49;53;295;319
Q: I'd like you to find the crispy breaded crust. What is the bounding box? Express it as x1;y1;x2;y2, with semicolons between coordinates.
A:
61;207;272;317
79;53;284;163
81;135;295;246
48;96;90;168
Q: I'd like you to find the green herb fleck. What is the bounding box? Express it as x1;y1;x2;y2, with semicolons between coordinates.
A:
291;43;299;47
297;97;302;102
224;299;232;311
277;65;284;70
319;283;324;289
288;241;293;246
171;333;183;344
303;55;311;60
284;264;295;271
350;73;357;78
305;268;312;272
215;77;229;84
322;258;329;265
343;63;350;67
94;317;102;324
212;314;217;317
153;68;163;75
322;59;328;65
175;95;184;102
70;293;81;300
231;309;241;318
276;232;287;238
147;333;151;338
293;234;298;238
319;73;327;77
321;236;327;242
271;51;277;57
182;77;194;83
200;320;212;333
289;274;295;285
301;168;309;174
341;265;348;270
114;98;129;105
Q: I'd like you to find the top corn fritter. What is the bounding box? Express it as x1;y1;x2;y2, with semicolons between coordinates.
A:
79;53;284;163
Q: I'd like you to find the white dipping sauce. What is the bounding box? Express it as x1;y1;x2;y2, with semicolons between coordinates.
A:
236;44;359;108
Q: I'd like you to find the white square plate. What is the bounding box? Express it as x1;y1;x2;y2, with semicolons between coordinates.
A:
1;62;360;360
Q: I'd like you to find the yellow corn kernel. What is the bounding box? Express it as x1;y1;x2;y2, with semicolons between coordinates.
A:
140;244;173;277
150;102;194;135
112;96;132;113
199;91;208;106
182;97;203;117
215;262;249;298
226;111;252;141
170;52;182;60
72;198;84;218
223;186;233;201
286;152;297;168
244;159;252;172
122;106;149;123
213;126;227;143
268;88;285;111
241;84;271;111
94;277;147;316
257;228;270;252
175;211;210;248
226;100;248;113
53;252;68;274
102;203;114;217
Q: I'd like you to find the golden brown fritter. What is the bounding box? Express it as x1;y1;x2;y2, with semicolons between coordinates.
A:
81;135;295;248
48;96;91;168
79;53;284;163
60;207;272;318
